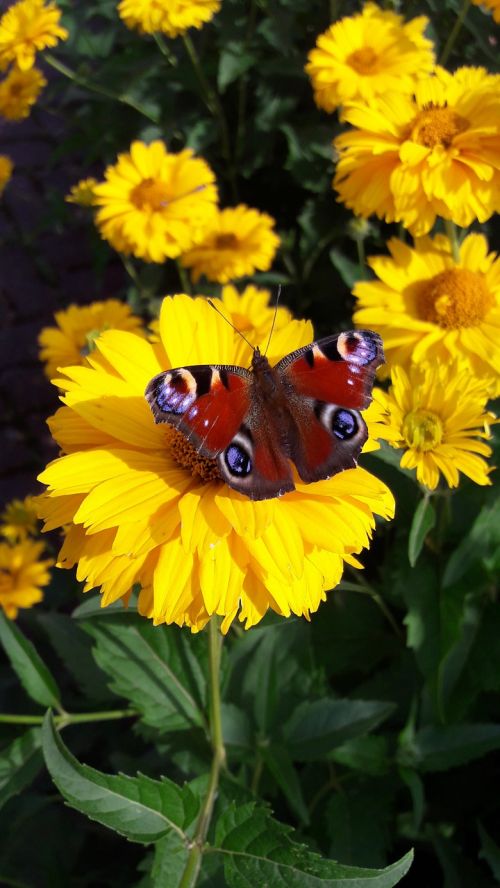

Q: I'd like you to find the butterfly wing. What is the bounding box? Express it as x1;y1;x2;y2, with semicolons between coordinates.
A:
276;330;384;483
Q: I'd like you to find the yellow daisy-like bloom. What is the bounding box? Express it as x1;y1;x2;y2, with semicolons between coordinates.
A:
353;233;500;393
334;66;500;235
0;0;68;72
375;363;495;490
181;205;280;284
305;2;434;114
0;154;13;194
66;177;98;207
37;294;394;633
38;299;144;380
0;496;40;542
93;140;218;263
0;65;46;119
220;283;293;363
471;0;500;23
0;539;52;619
118;0;220;37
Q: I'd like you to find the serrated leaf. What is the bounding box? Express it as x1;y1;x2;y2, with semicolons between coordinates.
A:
0;612;61;709
0;728;43;811
80;612;207;732
331;736;390;776
151;832;190;886
41;711;198;843
218;41;255;91
37;612;112;703
261;744;309;825
214;803;413;886
408;497;435;566
283;699;395;761
401;724;500;772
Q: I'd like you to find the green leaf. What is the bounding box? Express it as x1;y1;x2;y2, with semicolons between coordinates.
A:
401;724;500;772
443;500;500;587
260;744;310;825
41;711;198;843
80;612;207;732
329;248;362;289
214;803;413;886
408;497;436;566
151;832;190;886
0;728;43;811
283;699;395;761
325;786;394;868
218;41;255;91
37;612;113;703
478;823;500;882
331;736;390;776
0;612;61;709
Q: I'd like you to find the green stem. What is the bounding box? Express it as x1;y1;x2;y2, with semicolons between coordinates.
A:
355;235;366;279
0;708;136;726
44;53;159;123
153;31;178;65
444;218;460;263
178;618;226;888
439;0;471;67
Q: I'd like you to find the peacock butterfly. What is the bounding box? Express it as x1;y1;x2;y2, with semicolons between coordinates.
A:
145;329;383;501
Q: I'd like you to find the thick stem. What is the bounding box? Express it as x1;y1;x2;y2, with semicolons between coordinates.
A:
0;709;136;726
444;218;460;263
439;0;471;67
178;618;226;888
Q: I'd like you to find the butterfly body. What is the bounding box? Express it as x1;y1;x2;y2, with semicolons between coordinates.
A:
145;330;383;500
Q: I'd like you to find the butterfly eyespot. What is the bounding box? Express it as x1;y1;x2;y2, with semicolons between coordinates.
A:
331;408;358;440
224;443;252;477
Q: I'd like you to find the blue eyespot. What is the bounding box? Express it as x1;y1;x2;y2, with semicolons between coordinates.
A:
225;443;252;476
332;409;357;440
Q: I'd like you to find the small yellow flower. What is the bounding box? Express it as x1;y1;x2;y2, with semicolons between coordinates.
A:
471;0;500;23
0;496;40;542
375;363;495;490
37;293;394;633
0;539;52;619
306;2;434;114
353;233;500;393
0;154;13;194
181;205;280;284
219;283;293;363
118;0;221;37
0;65;46;119
66;177;98;207
0;0;68;72
39;300;145;380
93;140;218;263
334;66;500;235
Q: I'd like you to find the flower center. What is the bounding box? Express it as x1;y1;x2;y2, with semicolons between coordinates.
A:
417;268;494;328
165;427;222;483
402;409;443;451
214;233;239;250
130;178;170;211
410;105;469;148
347;47;378;74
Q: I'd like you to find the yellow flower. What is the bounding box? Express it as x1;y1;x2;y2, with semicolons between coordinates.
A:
375;363;495;490
38;299;145;380
0;539;52;618
37;294;394;633
0;0;68;72
0;154;13;194
219;283;293;363
0;65;46;119
93;140;218;263
0;496;40;542
306;2;434;114
181;205;280;283
334;66;500;235
117;0;221;37
471;0;500;23
66;177;98;207
353;233;500;393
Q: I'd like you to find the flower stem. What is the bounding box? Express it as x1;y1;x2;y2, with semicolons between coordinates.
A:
178;618;226;888
444;218;461;263
439;0;471;67
153;31;178;65
0;708;136;726
176;259;193;295
44;53;159;123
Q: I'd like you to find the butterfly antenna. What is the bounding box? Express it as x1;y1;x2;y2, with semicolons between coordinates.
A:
263;285;281;357
207;299;255;352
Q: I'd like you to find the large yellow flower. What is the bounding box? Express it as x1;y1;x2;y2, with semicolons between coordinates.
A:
0;154;13;194
0;0;67;72
353;233;500;393
0;496;40;542
93;140;218;263
118;0;220;37
305;2;434;114
37;294;394;633
0;539;52;618
334;66;500;235
375;363;495;490
39;299;145;381
0;65;46;119
471;0;500;23
181;205;280;283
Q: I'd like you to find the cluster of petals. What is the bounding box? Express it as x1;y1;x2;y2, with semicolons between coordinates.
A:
0;539;52;619
353;232;500;394
0;155;13;194
0;0;67;72
93;140;218;263
334;66;500;235
0;65;46;119
306;2;434;114
117;0;221;37
37;293;394;633
65;177;98;207
375;363;495;490
0;495;40;542
181;205;280;283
